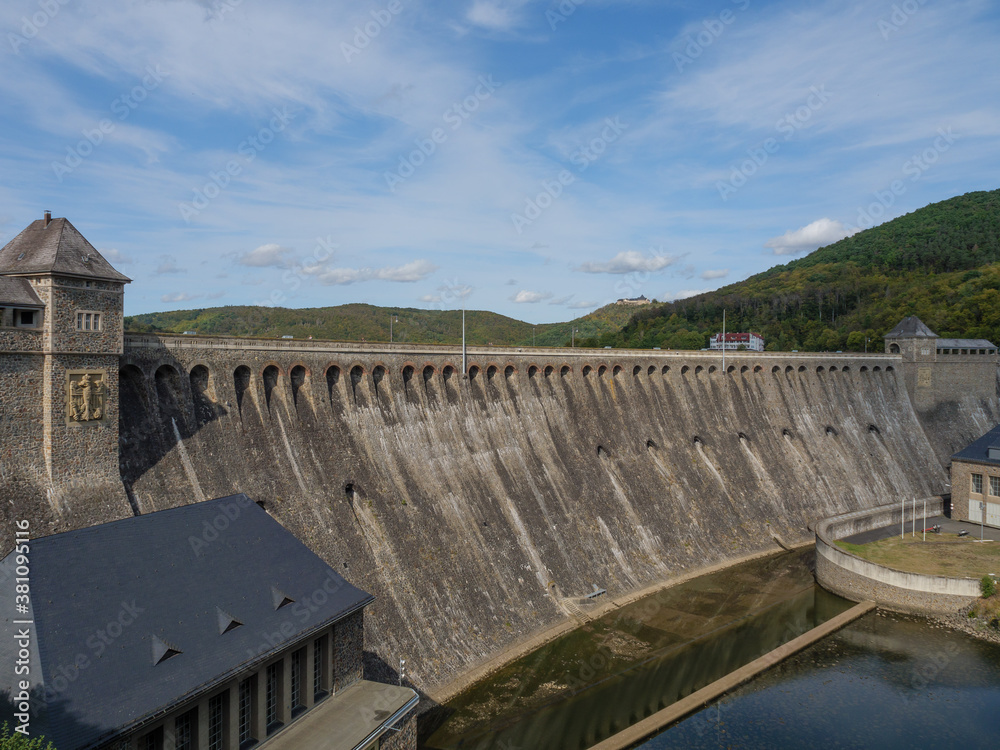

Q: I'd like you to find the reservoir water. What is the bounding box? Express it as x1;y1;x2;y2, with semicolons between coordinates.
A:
422;548;1000;750
643;611;1000;749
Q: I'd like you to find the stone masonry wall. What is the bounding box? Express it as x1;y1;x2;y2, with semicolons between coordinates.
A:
333;610;364;692
896;347;999;464
41;277;124;355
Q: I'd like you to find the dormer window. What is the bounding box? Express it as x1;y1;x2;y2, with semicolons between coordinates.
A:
76;311;102;331
14;309;39;328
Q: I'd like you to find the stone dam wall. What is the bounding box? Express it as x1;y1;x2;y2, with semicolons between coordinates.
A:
3;334;997;693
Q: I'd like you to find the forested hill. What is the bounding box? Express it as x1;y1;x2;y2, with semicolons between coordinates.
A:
125;302;635;348
590;189;1000;352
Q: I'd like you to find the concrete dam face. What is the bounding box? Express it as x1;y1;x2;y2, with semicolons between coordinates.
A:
80;335;991;692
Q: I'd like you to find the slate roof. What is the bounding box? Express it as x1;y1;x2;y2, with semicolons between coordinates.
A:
936;338;997;350
884;316;938;338
0;495;373;750
0;217;131;283
0;276;43;307
952;424;1000;467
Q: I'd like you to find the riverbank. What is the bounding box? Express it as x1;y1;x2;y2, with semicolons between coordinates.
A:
425;540;810;706
422;546;848;750
934;604;1000;646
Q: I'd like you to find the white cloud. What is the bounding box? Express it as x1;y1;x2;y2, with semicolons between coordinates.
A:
100;247;132;264
576;250;677;274
154;255;185;275
700;268;729;280
466;0;525;31
567;300;599;310
663;289;710;302
419;293;442;303
511;289;552;303
238;243;295;268
303;259;438;285
764;218;858;256
161;291;200;303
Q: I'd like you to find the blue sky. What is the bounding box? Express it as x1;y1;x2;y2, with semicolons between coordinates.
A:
2;0;999;321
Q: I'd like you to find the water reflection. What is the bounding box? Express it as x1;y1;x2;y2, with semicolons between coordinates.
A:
423;549;852;750
645;612;1000;749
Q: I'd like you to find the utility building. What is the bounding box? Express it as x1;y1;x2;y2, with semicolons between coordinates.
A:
0;495;417;750
950;425;1000;530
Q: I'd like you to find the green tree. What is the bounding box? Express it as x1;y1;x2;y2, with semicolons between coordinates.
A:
1;724;57;750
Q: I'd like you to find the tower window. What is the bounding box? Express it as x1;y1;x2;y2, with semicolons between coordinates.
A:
76;311;102;331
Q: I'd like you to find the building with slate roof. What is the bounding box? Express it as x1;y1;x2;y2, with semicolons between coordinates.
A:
0;212;134;526
0;494;418;750
949;425;1000;529
883;315;998;415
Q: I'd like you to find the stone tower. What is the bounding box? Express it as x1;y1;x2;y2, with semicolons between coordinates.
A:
0;212;131;521
884;316;939;362
884;316;939;411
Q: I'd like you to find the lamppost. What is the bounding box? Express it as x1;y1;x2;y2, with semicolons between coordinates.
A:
390;314;398;343
572;327;579;347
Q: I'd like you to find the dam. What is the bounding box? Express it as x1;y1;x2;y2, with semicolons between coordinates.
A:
2;217;999;703
13;332;996;693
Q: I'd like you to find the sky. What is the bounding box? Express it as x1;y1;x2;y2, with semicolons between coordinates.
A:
1;0;999;321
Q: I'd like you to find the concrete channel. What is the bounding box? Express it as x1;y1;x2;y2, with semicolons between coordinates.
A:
588;600;876;750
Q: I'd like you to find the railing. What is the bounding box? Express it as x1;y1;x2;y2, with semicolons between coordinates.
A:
124;333;901;361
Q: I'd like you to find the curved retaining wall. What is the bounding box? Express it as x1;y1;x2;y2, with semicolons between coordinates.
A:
815;499;981;614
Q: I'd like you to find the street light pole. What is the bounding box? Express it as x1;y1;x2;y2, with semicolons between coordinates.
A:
722;309;726;373
390;314;397;343
572;327;578;347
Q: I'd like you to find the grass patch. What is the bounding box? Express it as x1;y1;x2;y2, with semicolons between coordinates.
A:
834;533;1000;578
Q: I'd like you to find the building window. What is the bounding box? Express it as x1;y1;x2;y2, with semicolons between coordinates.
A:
140;727;163;750
174;710;195;750
14;309;39;328
972;474;983;494
239;676;256;747
991;476;1000;497
76;311;102;331
313;636;326;698
208;693;226;750
266;662;282;732
291;649;303;710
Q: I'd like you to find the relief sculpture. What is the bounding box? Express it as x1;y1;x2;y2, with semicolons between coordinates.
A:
68;371;106;423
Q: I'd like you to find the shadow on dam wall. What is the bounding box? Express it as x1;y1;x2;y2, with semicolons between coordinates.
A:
99;340;985;693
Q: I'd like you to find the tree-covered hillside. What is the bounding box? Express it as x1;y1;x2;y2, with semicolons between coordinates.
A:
125;302;635;348
588;189;1000;351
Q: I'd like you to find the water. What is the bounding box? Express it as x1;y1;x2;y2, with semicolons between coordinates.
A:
422;549;854;750
643;611;1000;750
